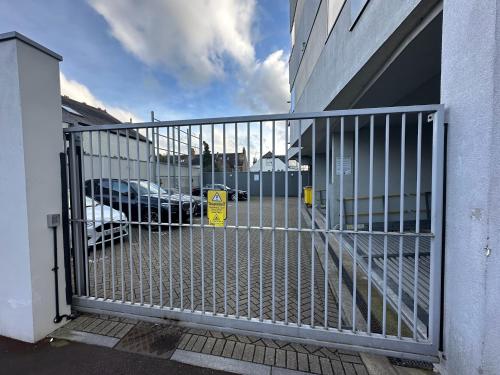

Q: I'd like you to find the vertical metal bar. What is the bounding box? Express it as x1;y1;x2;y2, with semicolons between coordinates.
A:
413;113;423;339
367;115;374;334
338;117;345;331
284;120;289;325
324;118;330;329
398;114;406;338
338;117;344;330
247;122;251;320
223;123;227;316
136;129;143;304
353;116;359;332
126;130;133;303
80;132;89;296
199;124;205;313
157;127;163;307
211;123;216;315
382;114;390;336
235;122;240;318
146;128;153;306
98;131;106;300
117;129;124;302
177;126;183;310
259;121;263;322
107;130;116;301
297;119;302;326
89;132;98;297
271;120;276;323
311;119;316;328
188;125;194;311
167;126;173;309
70;133;84;296
429;108;444;347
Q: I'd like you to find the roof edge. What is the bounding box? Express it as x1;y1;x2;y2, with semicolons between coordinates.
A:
0;31;62;61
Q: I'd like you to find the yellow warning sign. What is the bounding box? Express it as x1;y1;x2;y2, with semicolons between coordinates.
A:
207;190;227;227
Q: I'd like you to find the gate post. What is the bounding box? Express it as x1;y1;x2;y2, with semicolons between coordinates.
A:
68;133;86;296
0;32;70;342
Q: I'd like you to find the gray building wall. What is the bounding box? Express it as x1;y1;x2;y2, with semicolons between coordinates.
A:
289;0;440;141
439;1;500;374
311;119;433;229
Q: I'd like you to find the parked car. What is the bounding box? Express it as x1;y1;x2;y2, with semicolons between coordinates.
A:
85;179;193;224
161;187;207;216
192;184;247;201
85;196;128;247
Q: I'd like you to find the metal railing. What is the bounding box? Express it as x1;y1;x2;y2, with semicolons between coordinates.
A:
64;104;444;360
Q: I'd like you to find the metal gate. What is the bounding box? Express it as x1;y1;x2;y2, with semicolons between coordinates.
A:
64;104;444;360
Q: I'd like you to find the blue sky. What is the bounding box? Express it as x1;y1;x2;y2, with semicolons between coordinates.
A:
0;0;291;123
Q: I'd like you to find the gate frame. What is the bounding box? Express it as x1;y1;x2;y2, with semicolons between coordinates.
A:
65;104;445;361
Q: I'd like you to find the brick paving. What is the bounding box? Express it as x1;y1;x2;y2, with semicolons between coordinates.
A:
85;197;341;328
50;313;370;374
176;327;368;374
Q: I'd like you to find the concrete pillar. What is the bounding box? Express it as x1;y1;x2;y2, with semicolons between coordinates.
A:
0;32;69;342
440;2;500;374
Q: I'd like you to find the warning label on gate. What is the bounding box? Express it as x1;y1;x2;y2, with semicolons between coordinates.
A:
207;190;227;227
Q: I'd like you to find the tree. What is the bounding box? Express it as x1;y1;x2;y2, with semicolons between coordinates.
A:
202;141;212;171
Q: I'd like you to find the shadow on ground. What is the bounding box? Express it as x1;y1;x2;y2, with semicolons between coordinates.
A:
0;335;230;375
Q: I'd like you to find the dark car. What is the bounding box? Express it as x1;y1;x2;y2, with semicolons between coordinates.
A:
161;187;207;216
192;184;247;201
85;179;195;224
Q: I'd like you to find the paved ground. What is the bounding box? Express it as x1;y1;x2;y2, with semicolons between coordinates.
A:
49;312;370;374
0;334;228;375
84;197;341;328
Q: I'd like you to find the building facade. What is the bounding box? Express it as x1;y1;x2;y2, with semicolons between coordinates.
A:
289;1;500;374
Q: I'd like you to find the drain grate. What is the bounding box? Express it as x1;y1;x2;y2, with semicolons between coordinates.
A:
389;356;434;370
114;321;184;359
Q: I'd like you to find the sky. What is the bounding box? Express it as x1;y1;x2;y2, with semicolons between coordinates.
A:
1;0;291;158
0;0;290;120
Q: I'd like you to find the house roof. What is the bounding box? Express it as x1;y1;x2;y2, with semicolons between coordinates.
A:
261;151;287;164
61;96;148;142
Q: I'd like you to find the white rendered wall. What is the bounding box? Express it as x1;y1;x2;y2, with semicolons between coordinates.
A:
0;35;69;342
440;1;500;374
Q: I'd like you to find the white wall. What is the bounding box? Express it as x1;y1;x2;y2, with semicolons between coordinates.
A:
82;131;152;162
440;1;500;374
0;33;69;342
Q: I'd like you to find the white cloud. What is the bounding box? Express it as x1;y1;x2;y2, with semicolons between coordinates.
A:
238;50;290;113
60;72;142;122
88;0;256;85
88;0;289;113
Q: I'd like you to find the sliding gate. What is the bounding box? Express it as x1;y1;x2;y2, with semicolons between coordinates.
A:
65;104;444;360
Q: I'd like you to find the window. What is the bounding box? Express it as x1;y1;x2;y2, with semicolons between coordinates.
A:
350;0;369;29
111;180;130;194
327;0;345;36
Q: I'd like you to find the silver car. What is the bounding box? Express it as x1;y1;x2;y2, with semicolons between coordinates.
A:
85;197;128;247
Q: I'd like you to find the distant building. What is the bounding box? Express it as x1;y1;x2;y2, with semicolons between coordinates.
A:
250;151;290;172
61;96;153;179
